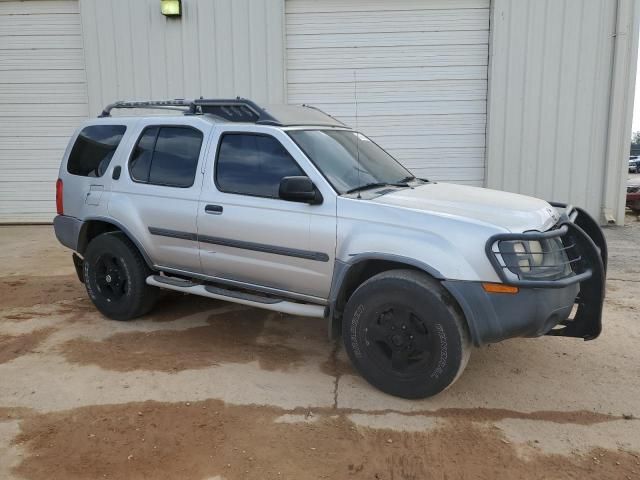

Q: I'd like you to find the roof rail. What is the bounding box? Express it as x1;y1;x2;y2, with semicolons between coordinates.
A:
98;97;280;124
99;99;192;118
97;97;345;128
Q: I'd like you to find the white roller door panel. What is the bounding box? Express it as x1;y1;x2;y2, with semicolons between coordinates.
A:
0;1;88;223
286;0;490;185
0;83;87;104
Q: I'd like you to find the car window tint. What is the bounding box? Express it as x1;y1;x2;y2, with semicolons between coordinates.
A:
67;125;126;177
129;127;158;183
216;134;304;198
149;127;203;187
129;126;203;187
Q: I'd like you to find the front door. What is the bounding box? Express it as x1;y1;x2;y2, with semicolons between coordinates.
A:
197;127;336;301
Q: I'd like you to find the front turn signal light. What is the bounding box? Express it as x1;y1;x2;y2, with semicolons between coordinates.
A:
482;283;519;294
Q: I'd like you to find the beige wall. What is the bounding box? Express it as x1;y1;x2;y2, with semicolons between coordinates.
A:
486;0;640;224
78;0;286;117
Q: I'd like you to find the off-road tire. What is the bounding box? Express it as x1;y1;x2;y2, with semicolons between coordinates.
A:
83;232;159;320
342;269;471;399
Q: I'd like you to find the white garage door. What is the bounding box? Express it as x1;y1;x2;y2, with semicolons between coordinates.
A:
0;0;88;223
286;0;489;185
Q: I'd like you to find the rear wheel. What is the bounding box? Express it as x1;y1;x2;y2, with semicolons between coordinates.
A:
83;232;159;320
342;269;471;399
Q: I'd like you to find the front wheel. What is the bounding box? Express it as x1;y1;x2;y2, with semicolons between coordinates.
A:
342;270;471;399
83;232;159;320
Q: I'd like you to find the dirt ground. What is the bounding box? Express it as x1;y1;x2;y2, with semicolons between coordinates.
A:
0;215;639;480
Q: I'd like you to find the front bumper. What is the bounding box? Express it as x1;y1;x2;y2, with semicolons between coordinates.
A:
443;280;579;346
444;207;607;346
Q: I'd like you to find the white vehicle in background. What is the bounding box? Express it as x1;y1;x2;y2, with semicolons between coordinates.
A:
53;98;607;399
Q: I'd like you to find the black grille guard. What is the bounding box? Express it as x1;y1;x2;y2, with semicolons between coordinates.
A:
548;205;606;340
485;205;607;340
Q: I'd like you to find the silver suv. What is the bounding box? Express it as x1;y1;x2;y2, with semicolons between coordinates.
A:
54;98;607;399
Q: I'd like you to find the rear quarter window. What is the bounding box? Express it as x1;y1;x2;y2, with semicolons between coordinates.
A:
67;125;127;177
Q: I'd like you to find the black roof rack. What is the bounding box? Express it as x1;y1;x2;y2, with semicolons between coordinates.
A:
98;97;345;127
193;98;280;124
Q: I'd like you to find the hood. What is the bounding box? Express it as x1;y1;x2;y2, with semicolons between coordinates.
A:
370;182;559;232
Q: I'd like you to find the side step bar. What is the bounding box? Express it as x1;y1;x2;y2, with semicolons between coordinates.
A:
146;275;326;318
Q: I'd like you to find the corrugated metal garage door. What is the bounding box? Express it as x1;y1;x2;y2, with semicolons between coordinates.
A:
0;0;88;223
286;0;489;186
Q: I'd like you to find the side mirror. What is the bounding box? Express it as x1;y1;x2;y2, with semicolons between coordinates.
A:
279;176;323;204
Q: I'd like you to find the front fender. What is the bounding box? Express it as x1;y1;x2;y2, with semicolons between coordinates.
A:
336;214;501;283
326;252;446;339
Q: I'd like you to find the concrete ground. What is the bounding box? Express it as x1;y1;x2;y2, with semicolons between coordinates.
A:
0;214;639;480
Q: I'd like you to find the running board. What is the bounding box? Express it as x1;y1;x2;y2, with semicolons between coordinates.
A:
146;275;326;318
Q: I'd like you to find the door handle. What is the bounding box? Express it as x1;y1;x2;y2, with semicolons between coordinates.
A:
205;204;223;215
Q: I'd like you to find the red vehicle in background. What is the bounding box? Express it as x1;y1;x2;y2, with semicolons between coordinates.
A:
628;179;640;213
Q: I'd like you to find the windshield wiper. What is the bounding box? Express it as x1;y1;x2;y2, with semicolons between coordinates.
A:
345;182;409;195
398;175;416;183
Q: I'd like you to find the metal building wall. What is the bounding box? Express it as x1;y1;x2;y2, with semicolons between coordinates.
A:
284;0;490;186
0;0;89;223
78;0;286;117
486;0;639;224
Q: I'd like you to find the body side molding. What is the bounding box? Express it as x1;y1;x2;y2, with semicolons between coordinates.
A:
148;226;330;262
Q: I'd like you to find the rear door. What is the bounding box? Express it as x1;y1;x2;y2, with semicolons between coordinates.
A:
197;126;336;301
108;121;208;273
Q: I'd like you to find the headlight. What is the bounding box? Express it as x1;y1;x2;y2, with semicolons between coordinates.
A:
528;240;543;266
498;237;571;280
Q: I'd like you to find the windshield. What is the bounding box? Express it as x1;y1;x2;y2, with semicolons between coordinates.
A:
287;129;414;194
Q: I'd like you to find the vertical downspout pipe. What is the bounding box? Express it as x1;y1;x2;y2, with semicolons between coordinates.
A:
602;0;640;225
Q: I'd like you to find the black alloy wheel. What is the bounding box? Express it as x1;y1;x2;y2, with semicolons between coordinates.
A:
342;269;471;399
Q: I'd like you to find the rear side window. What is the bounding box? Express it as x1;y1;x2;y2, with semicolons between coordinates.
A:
129;127;157;183
216;133;304;198
67;125;126;177
129;126;203;188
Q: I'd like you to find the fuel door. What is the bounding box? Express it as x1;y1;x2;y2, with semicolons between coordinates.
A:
85;185;104;206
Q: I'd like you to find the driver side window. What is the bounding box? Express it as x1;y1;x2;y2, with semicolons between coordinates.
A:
215;133;304;198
